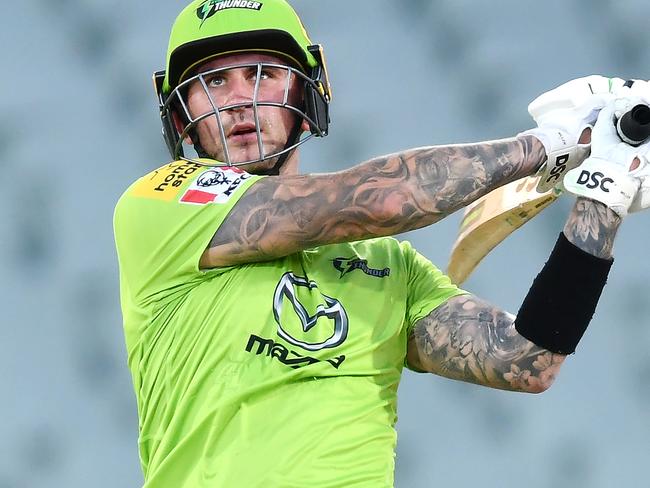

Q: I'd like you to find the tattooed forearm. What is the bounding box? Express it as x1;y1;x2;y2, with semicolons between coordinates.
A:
408;198;619;392
203;135;546;266
563;198;621;259
410;294;565;393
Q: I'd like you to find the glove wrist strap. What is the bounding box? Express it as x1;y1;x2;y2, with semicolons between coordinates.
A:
520;128;589;193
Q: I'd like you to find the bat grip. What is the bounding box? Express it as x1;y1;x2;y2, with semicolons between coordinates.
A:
616;104;650;146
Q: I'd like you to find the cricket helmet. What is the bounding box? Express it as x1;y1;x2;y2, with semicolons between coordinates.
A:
153;0;331;168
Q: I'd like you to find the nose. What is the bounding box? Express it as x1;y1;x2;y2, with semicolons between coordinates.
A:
221;70;254;109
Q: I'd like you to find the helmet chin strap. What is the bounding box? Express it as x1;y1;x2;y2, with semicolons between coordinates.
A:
256;119;303;176
194;143;210;159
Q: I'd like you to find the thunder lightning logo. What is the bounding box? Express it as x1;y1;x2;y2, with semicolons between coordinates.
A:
196;0;263;27
332;257;390;278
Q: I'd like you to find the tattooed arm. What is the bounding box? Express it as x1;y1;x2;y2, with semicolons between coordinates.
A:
406;197;620;393
200;135;546;267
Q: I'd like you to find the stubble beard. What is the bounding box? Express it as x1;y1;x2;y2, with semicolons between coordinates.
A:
202;115;287;173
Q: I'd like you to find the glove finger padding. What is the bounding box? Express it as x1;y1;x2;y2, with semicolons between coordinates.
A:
519;75;626;194
528;75;625;122
625;79;650;104
626;141;650;213
563;100;649;217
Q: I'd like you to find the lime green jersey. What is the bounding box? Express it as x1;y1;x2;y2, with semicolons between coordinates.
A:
114;160;466;487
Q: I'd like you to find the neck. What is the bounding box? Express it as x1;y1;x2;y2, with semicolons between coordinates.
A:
277;152;300;175
251;149;300;176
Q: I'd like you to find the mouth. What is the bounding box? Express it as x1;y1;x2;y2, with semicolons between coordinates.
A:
227;123;259;144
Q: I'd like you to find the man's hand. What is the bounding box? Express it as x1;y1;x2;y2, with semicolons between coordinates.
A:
563;98;650;217
520;75;627;193
622;81;650;213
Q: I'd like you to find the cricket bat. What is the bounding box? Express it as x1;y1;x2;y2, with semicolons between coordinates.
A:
446;176;561;285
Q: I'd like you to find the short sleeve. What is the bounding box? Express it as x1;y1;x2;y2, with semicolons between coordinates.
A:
113;160;263;305
400;240;467;336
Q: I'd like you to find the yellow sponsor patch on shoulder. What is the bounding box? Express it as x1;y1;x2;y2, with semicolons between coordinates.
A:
130;161;203;201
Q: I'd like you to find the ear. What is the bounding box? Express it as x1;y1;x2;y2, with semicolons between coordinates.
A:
172;111;194;145
300;118;310;133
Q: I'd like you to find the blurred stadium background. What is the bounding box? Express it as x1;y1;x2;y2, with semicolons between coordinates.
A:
2;1;649;487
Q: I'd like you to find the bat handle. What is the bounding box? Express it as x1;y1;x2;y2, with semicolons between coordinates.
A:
616;104;650;147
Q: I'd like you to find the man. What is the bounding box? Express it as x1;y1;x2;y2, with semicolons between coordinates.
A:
114;0;650;486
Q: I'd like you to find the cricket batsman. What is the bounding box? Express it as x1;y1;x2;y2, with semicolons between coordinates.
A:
114;0;650;486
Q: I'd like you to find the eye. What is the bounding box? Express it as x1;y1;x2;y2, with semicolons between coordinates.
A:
251;69;272;82
206;74;225;87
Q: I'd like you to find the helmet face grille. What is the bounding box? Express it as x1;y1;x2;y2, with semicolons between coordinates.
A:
162;61;327;167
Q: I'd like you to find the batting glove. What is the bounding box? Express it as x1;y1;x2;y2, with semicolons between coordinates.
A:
563;98;650;217
625;81;650;213
519;75;627;193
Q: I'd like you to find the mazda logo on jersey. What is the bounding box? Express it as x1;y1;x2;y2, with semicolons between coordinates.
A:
272;272;349;351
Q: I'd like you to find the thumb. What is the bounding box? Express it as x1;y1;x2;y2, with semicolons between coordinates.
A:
590;103;619;150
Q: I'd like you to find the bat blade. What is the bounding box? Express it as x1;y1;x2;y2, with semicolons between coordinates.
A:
446;175;560;285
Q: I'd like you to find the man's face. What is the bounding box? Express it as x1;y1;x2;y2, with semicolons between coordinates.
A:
182;52;307;173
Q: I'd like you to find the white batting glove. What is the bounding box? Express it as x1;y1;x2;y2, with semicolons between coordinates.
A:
563;98;650;217
624;79;650;103
628;164;650;213
625;82;650;213
519;75;627;193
